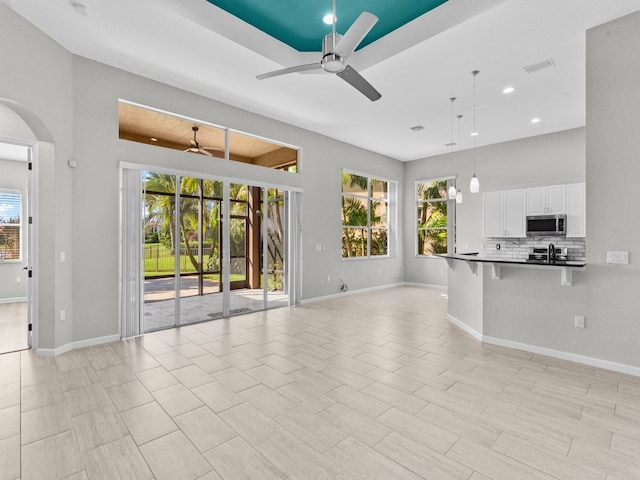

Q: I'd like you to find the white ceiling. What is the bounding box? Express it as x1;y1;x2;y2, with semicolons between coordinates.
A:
5;0;640;161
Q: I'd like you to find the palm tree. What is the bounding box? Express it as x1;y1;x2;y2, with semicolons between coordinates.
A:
417;180;449;255
341;173;387;257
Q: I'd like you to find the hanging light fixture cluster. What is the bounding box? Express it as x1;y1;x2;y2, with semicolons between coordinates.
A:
445;69;481;203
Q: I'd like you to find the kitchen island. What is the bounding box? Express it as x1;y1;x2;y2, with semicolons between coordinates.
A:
438;252;590;370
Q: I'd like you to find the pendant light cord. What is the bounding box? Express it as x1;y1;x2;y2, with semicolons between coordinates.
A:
472;70;478;175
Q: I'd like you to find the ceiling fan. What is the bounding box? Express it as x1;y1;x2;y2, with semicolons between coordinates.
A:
184;126;220;156
256;0;381;101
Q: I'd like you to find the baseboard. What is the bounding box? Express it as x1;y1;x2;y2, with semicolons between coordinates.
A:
403;282;447;290
482;335;640;378
0;297;27;304
35;333;121;357
301;282;404;305
447;314;483;341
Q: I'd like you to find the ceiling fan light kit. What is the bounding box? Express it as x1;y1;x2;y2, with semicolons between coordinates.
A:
256;0;381;101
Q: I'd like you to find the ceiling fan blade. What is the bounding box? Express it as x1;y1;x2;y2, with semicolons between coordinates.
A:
256;63;322;80
198;148;214;157
336;65;381;101
335;12;378;58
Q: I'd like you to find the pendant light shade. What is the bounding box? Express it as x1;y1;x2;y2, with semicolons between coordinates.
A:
448;97;457;200
469;174;480;193
469;70;480;194
455;114;463;204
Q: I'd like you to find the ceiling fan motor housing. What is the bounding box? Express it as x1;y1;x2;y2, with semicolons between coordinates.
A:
322;34;345;73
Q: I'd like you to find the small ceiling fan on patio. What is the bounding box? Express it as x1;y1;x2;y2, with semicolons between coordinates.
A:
255;0;381;101
184;126;220;156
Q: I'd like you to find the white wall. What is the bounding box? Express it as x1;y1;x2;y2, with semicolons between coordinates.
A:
403;127;585;285
0;3;74;350
0;158;28;300
582;9;640;367
68;57;402;343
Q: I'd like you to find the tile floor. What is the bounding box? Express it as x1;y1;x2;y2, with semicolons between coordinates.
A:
1;286;640;479
0;301;28;354
143;290;289;332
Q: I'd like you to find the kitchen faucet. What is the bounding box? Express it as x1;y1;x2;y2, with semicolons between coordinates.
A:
548;243;556;262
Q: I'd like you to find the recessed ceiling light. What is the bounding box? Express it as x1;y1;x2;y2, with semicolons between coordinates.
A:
323;14;335;25
470;131;479;137
530;117;541;124
502;86;515;94
150;137;158;142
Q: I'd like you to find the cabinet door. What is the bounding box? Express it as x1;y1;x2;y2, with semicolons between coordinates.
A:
484;191;503;237
526;187;545;215
546;184;566;214
566;183;586;237
504;189;526;237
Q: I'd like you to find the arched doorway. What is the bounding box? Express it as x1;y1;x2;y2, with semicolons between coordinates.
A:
0;99;56;352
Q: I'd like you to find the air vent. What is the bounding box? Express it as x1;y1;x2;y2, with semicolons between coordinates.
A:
444;142;456;147
410;125;425;132
523;58;555;74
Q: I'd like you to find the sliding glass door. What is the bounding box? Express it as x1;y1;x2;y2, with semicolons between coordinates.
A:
135;170;293;333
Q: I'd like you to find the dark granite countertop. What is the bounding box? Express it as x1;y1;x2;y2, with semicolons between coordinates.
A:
436;253;586;268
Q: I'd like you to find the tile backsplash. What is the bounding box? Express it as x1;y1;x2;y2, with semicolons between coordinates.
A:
484;237;586;261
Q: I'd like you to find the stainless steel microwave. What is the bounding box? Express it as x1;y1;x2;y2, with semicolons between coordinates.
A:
526;214;566;236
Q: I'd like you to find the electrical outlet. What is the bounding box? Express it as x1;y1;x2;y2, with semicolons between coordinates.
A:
606;251;629;264
60;251;66;262
327;275;331;282
315;244;323;252
16;277;21;283
60;309;66;321
574;315;585;328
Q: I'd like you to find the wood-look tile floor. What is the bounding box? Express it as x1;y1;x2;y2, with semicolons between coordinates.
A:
1;286;640;480
0;302;28;354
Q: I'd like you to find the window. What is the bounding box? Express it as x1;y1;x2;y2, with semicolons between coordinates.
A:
0;190;22;261
416;178;455;255
118;101;300;172
341;171;391;258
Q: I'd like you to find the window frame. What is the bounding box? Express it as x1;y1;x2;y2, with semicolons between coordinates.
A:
0;188;23;262
415;176;456;257
341;169;396;260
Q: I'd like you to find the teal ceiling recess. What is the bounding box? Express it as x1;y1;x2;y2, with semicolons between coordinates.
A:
207;0;448;52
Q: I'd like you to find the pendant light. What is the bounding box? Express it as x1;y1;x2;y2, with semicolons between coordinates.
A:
447;97;457;200
469;70;480;193
456;114;464;204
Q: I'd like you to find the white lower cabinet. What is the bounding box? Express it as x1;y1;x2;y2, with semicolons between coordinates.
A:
484;189;526;238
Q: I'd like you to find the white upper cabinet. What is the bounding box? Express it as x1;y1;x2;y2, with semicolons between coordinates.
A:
566;183;586;237
484;189;526;238
526;184;566;215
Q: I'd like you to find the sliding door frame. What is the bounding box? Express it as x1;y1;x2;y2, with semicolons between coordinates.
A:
119;162;302;337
